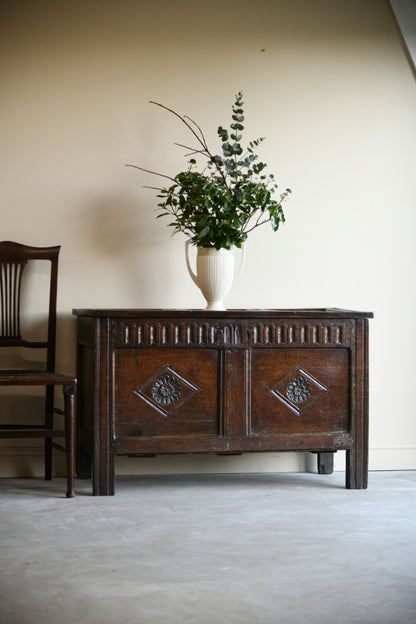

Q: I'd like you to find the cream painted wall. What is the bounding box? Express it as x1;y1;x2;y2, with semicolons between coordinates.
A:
1;0;415;477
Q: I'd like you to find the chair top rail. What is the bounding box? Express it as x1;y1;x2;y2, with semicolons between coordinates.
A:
0;241;60;261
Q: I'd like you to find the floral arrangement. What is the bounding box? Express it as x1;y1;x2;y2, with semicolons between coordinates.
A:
128;92;291;250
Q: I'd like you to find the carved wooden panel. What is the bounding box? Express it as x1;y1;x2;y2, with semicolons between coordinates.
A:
113;348;221;439
249;348;349;435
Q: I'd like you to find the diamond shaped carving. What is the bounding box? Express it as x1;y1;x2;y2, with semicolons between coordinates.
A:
270;367;328;416
134;365;201;417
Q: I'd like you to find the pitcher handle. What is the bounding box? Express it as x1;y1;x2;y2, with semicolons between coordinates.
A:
185;240;199;286
234;244;245;281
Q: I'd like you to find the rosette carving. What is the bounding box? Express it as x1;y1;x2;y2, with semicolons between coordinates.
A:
286;376;312;403
151;375;182;406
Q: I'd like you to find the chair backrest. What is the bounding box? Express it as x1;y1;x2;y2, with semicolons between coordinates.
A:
0;241;61;371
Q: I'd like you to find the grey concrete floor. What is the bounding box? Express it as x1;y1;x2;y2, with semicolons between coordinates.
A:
0;471;415;624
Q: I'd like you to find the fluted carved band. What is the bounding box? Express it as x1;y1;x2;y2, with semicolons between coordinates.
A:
114;319;351;348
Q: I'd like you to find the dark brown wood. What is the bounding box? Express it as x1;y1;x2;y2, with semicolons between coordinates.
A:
317;452;334;474
346;318;369;489
73;309;372;495
63;382;76;498
0;241;77;498
73;308;372;320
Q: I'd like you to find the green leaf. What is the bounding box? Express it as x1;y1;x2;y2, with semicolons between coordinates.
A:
211;155;223;166
232;144;243;155
197;226;210;239
222;143;234;157
217;126;229;141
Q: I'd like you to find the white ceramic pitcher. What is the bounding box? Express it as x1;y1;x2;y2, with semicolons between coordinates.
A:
185;241;245;310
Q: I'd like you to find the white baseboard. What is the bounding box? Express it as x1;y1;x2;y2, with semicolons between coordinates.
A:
368;446;416;470
331;446;416;471
0;445;415;477
115;452;308;475
0;446;66;478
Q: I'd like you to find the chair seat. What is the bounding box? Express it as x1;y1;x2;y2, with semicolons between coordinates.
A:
0;370;76;385
0;427;66;438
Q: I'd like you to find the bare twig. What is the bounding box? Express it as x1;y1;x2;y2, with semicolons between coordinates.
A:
125;164;177;185
149;101;206;152
174;143;209;158
149;101;228;186
184;115;209;150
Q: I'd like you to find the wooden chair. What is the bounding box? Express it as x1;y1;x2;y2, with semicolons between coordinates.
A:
0;241;76;497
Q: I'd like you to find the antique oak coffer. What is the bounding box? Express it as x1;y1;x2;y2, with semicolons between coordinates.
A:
73;309;372;495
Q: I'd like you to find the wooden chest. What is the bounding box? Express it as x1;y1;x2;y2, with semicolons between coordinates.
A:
73;309;372;495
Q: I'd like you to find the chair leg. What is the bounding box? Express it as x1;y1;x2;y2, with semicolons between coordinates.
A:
45;386;54;480
45;439;53;480
63;383;76;498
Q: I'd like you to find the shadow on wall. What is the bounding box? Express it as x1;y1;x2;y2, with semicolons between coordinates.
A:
75;192;185;305
0;393;46;427
55;313;77;375
0;392;67;478
1;312;76;373
0;392;49;476
79;193;165;258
